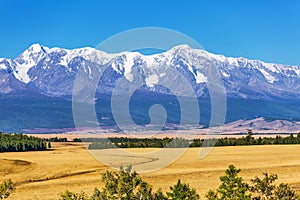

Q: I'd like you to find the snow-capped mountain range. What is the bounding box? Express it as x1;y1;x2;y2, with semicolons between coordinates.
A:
1;44;300;132
1;43;300;99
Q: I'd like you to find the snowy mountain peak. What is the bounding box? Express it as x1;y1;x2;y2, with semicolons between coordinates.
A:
0;44;299;99
0;58;12;70
28;43;46;53
13;44;48;83
169;44;194;52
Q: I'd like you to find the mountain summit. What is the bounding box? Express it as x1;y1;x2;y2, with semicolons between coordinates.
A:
0;44;299;99
0;44;300;132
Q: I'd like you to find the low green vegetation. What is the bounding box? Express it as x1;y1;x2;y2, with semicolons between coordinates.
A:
206;165;251;200
0;133;48;152
0;179;15;199
58;166;201;200
2;165;299;199
57;165;299;200
206;165;299;200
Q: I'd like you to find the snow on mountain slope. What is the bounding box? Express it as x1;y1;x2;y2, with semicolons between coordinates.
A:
0;44;299;99
14;44;47;83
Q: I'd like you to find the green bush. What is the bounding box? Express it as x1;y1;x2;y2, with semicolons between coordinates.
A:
56;165;299;200
206;165;251;200
0;179;15;199
166;179;200;200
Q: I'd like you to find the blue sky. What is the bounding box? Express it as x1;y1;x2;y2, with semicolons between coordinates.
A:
0;0;299;65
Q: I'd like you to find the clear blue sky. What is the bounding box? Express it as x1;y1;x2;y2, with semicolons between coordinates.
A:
0;0;299;65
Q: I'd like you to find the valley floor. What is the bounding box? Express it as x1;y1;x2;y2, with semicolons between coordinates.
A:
0;143;299;199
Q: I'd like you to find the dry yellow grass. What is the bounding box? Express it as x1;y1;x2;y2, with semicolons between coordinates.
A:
0;143;299;199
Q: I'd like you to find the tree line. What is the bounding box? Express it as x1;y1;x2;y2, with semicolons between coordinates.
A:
191;132;300;147
86;131;300;150
58;165;300;200
0;133;49;152
2;165;298;199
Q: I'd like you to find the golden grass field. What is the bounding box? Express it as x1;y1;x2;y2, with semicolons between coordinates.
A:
0;142;299;199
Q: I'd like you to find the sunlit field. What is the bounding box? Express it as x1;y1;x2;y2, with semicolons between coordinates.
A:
0;142;299;199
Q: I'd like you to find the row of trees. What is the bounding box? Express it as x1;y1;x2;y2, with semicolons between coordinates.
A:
1;165;299;199
206;165;298;200
47;137;68;142
87;138;190;149
87;132;300;149
191;132;300;147
0;133;49;152
58;165;299;200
